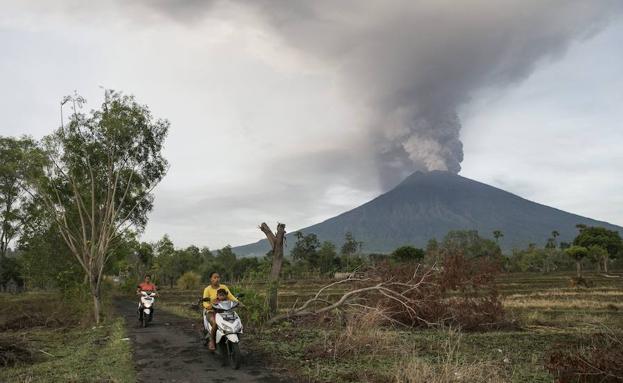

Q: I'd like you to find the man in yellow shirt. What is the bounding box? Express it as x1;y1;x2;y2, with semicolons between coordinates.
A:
203;272;239;351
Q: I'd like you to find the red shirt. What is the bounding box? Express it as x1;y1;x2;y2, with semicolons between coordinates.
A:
138;282;157;292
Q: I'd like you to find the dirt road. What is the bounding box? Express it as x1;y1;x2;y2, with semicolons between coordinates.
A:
115;300;289;383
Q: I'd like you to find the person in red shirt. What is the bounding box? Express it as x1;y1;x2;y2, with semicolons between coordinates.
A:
136;274;158;322
136;274;158;295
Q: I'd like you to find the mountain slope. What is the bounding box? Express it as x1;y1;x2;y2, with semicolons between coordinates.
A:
233;171;622;256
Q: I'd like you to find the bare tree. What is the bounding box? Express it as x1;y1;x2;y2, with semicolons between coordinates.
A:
259;222;286;314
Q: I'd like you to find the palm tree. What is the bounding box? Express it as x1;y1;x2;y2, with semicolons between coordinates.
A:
493;230;503;244
551;230;560;250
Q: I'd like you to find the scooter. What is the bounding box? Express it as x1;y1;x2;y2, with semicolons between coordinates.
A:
202;300;244;369
138;291;157;328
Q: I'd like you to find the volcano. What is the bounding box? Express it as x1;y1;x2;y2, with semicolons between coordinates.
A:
233;171;622;255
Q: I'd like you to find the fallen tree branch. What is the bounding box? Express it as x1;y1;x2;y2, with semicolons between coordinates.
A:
266;269;433;325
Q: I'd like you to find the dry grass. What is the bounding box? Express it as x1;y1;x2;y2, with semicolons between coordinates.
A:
503;298;619;310
395;359;509;383
233;272;623;382
394;328;511;383
505;289;623;299
307;307;395;360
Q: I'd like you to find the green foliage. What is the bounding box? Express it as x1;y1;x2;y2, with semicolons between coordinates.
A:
442;230;502;259
317;241;340;275
492;230;503;242
391;245;425;263
587;245;609;272
0;255;22;290
291;231;321;266
289;233;339;276
153;234;176;287
573;226;622;259
508;245;572;273
17;212;83;290
176;271;201;290
0;136;41;258
16;91;170;322
230;286;271;327
565;245;589;261
340;231;360;257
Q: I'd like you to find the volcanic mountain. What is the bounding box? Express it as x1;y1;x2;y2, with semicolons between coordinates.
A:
233;171;622;256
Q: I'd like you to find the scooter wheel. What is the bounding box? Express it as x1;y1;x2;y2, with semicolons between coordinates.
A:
229;342;241;370
218;342;228;366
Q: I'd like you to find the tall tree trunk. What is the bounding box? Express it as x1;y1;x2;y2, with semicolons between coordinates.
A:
603;256;609;273
90;276;102;324
576;261;581;278
92;291;101;323
260;222;286;315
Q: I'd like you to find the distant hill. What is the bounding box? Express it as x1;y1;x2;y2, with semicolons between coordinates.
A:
232;171;622;256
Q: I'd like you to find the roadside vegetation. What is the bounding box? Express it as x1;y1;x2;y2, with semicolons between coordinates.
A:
0;290;135;382
157;271;622;383
150;227;622;383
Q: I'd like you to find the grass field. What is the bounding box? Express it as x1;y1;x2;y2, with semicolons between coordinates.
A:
157;271;623;382
0;293;136;383
5;272;618;382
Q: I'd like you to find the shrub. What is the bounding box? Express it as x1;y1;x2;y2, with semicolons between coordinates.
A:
369;250;506;330
176;271;201;290
391;246;425;263
230;287;270;327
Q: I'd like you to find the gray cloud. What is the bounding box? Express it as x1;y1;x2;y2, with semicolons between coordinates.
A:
137;0;622;187
2;1;622;248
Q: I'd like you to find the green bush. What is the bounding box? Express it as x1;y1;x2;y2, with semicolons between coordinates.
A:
119;277;140;294
176;271;201;290
229;286;270;327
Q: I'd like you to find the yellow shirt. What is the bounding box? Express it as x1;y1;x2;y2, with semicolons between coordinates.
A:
202;284;238;309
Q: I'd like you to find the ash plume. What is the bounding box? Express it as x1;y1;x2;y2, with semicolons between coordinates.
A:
140;0;621;187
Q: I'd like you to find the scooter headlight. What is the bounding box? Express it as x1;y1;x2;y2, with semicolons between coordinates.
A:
220;322;234;333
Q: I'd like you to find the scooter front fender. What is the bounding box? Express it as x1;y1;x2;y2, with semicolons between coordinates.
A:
144;308;151;315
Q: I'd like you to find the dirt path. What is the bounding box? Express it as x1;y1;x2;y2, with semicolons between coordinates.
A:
115;299;289;383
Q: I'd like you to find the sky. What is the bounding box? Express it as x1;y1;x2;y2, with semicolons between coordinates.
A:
1;1;622;249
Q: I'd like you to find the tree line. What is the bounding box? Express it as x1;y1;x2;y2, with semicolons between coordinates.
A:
1;90;621;322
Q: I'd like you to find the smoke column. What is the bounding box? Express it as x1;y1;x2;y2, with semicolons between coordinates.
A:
141;0;622;187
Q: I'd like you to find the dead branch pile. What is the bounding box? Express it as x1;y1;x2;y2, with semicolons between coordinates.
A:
545;331;623;382
269;251;506;330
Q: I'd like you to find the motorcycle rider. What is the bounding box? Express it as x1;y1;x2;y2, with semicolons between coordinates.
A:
136;274;158;322
203;272;239;351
